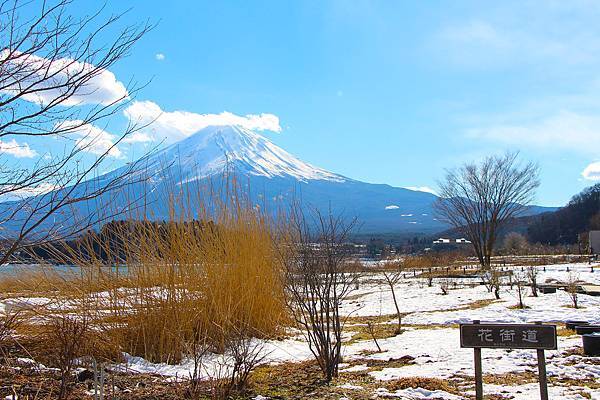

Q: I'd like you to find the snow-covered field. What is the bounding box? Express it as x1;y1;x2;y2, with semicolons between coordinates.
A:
3;262;600;399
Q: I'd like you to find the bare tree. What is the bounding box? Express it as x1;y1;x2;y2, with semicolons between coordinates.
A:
503;232;529;255
435;152;539;270
526;265;538;297
0;0;153;264
282;208;358;382
382;260;404;334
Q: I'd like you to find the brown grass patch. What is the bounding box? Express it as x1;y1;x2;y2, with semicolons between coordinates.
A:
385;376;463;396
483;371;538;385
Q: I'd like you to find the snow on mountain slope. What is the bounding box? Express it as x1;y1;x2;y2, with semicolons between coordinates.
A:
0;124;556;235
139;125;346;183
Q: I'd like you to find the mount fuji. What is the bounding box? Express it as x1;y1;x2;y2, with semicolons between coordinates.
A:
102;125;446;233
2;125;553;235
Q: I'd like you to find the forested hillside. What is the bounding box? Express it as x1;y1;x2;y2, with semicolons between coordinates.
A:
527;183;600;245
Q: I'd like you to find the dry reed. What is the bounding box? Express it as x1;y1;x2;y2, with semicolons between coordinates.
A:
4;175;289;364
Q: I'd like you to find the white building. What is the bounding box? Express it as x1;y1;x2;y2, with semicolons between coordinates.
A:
590;231;600;255
432;237;472;245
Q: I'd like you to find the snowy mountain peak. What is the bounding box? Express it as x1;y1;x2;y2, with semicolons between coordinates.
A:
152;125;346;183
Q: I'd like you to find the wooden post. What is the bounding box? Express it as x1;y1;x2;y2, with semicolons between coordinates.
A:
93;359;98;400
99;362;105;400
473;320;483;400
535;322;549;400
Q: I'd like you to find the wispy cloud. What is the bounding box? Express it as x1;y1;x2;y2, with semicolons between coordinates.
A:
155;53;165;61
123;100;282;144
0;50;128;106
0;139;37;158
434;3;600;70
466;110;600;155
1;182;59;201
56;120;122;158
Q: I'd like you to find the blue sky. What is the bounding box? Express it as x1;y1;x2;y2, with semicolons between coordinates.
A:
6;1;600;206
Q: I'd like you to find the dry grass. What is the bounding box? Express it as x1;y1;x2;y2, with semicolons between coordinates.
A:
346;323;402;344
385;376;463;395
1;177;290;366
483;371;538;385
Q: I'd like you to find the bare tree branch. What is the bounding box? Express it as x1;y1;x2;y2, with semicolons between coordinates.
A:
0;0;154;264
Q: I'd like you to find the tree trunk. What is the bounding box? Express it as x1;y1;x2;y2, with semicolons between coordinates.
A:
390;286;402;333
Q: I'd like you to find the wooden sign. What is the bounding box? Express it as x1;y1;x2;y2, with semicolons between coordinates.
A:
461;320;555;400
460;322;557;350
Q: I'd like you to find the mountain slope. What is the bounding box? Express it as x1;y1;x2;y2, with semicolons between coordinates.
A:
1;125;554;235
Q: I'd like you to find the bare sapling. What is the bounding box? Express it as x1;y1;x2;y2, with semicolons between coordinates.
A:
366;322;382;352
526;266;539;297
566;272;580;309
440;278;450;295
382;261;404;333
426;271;435;287
482;268;502;299
514;272;527;309
282;207;358;382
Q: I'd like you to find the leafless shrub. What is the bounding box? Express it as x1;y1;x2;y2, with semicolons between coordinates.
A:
566;272;580;309
36;315;91;399
227;329;268;392
282;207;358;382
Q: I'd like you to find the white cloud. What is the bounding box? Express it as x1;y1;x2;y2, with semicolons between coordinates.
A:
123;100;282;144
1;182;59;201
582;161;600;181
0;139;37;158
122;132;153;144
434;5;600;70
384;205;399;210
155;53;165;61
467;110;600;154
404;186;437;195
0;50;128;106
57;120;122;158
441;20;509;49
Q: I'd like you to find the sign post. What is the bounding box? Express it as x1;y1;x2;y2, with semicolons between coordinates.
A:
460;321;556;400
473;320;483;399
535;322;549;400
